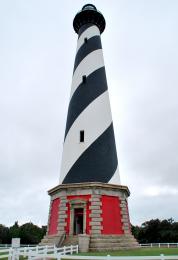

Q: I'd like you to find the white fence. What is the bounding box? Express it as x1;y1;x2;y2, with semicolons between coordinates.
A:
0;248;13;259
0;245;78;260
140;243;178;248
0;244;37;249
1;244;178;260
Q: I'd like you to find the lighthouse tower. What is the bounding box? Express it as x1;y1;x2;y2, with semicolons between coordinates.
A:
60;4;119;185
41;4;138;251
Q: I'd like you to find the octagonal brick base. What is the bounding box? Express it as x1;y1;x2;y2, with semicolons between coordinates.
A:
40;182;138;250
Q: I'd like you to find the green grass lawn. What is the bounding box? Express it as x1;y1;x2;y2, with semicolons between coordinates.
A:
0;252;9;256
1;247;178;260
0;252;9;259
77;248;178;256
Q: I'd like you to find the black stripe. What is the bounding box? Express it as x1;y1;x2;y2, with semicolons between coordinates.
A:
74;36;102;72
78;23;93;38
62;123;118;184
64;67;107;139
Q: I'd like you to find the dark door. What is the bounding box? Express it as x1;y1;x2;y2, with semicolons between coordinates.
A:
73;208;84;235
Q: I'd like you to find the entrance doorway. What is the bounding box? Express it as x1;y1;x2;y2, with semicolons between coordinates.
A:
73;208;83;235
69;199;87;235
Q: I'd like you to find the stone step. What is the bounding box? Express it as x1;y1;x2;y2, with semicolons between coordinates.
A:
41;239;48;242
90;241;138;247
91;234;137;238
39;234;65;247
91;234;134;239
39;240;55;246
90;238;137;243
89;234;139;251
63;235;78;246
90;238;137;244
90;239;138;242
39;242;54;246
90;246;139;252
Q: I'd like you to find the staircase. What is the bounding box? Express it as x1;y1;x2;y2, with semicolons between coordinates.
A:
40;233;65;247
62;235;79;246
40;233;139;251
89;234;139;251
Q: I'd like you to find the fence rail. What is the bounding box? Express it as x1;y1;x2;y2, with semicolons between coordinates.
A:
0;248;12;259
0;244;178;260
0;244;37;248
140;243;178;248
0;245;78;260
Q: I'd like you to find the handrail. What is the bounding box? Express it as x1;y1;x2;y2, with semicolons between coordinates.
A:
57;232;66;247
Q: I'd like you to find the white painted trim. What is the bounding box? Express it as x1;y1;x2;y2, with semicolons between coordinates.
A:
76;25;100;52
70;49;104;99
60;91;112;183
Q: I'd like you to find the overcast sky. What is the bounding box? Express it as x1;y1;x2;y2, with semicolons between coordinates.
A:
0;0;178;227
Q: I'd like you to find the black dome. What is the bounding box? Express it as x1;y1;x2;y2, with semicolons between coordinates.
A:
73;4;106;34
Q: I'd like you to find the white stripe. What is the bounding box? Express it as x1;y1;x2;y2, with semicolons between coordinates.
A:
109;166;121;185
70;49;104;99
59;91;112;183
76;25;100;52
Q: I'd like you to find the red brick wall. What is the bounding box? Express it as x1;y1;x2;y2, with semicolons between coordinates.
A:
48;198;60;235
101;195;124;234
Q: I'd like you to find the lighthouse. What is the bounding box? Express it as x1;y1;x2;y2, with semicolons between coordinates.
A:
60;4;119;185
41;4;138;251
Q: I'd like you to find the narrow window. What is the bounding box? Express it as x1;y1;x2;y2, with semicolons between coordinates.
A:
80;130;84;143
84;37;88;43
82;75;86;84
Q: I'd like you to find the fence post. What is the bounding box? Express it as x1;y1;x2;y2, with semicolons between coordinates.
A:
159;243;160;248
11;248;15;260
151;243;153;247
44;245;47;255
54;246;57;259
57;254;61;260
63;246;66;255
16;249;19;260
8;248;10;260
76;245;79;254
8;248;13;260
71;245;73;254
160;254;165;260
28;250;32;260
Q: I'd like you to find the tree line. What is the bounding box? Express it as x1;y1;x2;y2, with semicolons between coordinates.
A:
132;218;178;243
0;218;178;244
0;221;46;244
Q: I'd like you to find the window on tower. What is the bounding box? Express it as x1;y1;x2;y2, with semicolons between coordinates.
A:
82;75;86;84
84;37;88;43
80;130;84;143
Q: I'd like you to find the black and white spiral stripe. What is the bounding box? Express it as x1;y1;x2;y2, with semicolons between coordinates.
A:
60;24;120;184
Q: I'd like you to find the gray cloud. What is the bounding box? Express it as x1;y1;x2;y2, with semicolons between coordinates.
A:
0;0;178;226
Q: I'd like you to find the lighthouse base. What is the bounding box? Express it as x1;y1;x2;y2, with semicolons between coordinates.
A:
40;182;138;251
